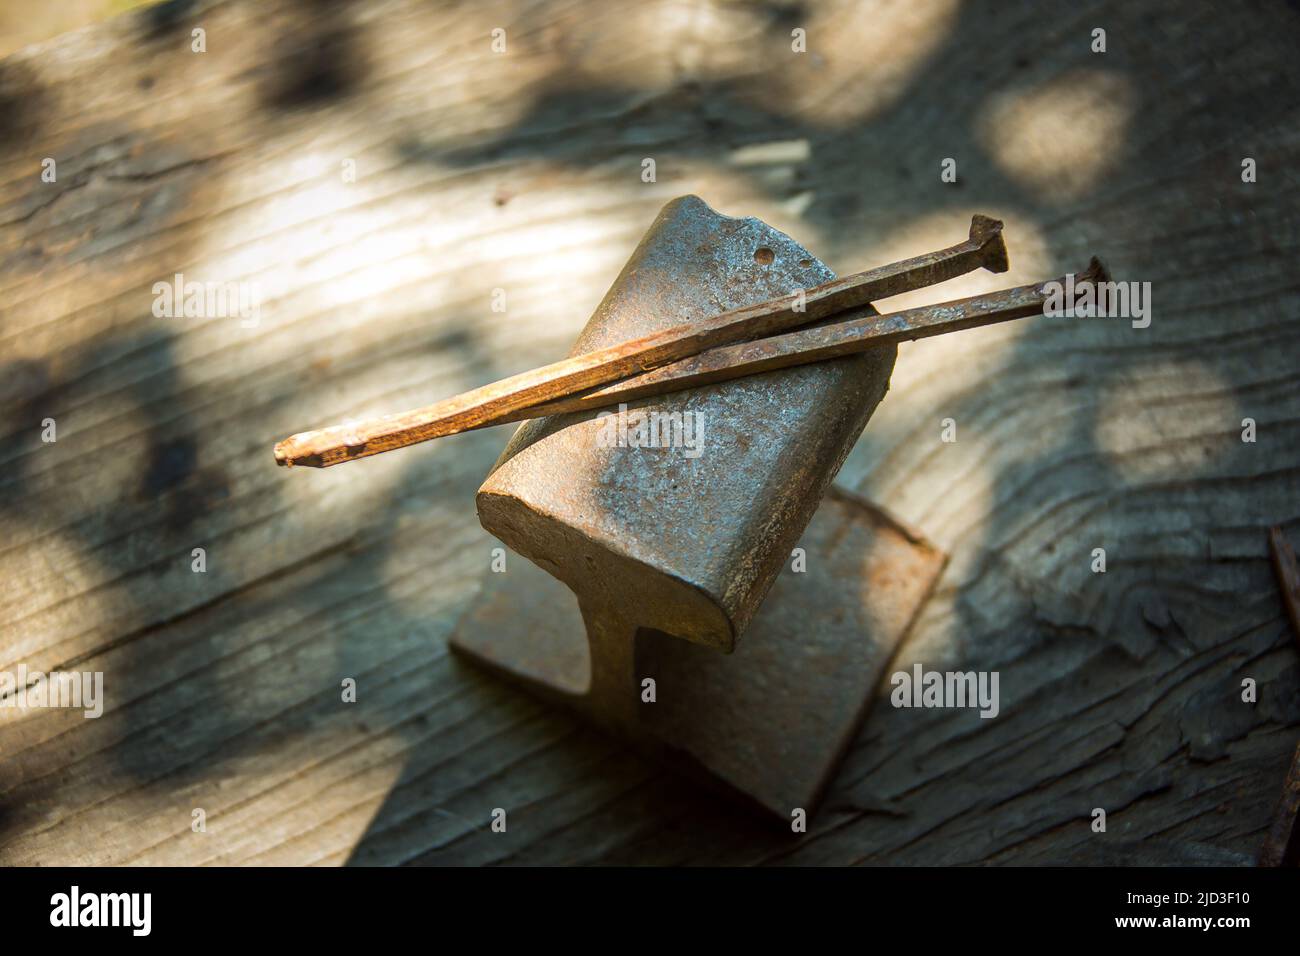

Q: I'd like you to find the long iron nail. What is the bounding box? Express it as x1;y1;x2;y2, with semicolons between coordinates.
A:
275;216;1010;467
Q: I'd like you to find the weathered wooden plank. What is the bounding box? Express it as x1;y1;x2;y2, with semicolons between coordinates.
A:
0;0;1297;866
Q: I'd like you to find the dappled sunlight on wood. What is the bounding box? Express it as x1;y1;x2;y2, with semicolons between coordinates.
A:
977;70;1137;204
1093;358;1240;484
0;0;1294;867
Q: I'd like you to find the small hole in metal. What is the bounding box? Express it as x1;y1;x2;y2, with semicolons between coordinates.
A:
753;247;775;265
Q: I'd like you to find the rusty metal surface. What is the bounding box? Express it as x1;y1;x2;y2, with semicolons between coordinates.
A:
451;488;946;816
451;196;944;816
520;259;1105;422
1258;741;1300;866
272;214;1006;468
640;487;946;814
1269;526;1300;645
477;195;897;651
1260;527;1300;866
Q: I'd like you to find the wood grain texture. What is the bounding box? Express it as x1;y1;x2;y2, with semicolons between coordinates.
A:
0;0;1296;865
